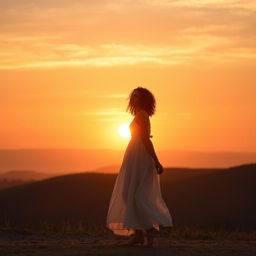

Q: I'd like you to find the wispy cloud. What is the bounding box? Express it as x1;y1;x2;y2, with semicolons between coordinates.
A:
94;118;126;122
84;108;126;116
101;94;127;99
2;35;255;69
148;0;256;10
0;0;255;69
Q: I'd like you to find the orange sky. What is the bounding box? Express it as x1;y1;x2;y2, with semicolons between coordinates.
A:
1;0;255;153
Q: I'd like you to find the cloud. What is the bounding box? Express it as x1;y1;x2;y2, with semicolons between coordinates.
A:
148;0;256;10
85;107;131;122
0;0;255;69
84;108;126;116
101;94;128;99
2;33;255;69
94;118;125;122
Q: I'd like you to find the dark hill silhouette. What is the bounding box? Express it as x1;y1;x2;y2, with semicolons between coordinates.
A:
163;163;256;229
0;170;55;181
0;163;255;230
0;170;64;190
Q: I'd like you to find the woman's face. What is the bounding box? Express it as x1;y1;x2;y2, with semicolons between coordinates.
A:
132;91;140;103
132;92;142;112
133;95;140;105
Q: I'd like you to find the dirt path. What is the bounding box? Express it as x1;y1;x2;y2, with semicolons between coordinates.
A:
0;230;256;256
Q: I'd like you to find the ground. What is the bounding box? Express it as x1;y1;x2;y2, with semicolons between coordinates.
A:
0;230;256;256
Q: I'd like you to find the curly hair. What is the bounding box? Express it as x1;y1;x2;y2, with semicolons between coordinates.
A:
126;87;156;117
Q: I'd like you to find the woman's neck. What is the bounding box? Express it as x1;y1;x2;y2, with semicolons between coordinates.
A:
135;108;146;115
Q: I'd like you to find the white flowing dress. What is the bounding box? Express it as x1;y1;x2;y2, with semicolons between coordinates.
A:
106;110;173;236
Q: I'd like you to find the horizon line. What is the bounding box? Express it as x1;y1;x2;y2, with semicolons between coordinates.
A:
0;148;255;154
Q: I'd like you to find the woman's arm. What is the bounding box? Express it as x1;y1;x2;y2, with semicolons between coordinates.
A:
136;111;164;174
142;137;159;164
143;139;164;174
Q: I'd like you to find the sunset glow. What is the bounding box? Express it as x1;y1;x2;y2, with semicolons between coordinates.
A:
118;124;131;138
0;0;255;154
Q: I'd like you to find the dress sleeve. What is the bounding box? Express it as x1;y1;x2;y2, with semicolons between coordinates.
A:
135;111;153;139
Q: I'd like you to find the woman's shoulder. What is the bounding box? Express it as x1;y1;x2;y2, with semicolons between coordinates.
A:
135;110;150;123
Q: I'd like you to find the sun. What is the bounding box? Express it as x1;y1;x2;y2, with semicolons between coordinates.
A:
118;123;131;138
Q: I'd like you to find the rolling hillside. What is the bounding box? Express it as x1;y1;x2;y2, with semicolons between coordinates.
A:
0;163;255;231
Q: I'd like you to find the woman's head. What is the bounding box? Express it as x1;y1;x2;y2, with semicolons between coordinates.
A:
126;87;156;116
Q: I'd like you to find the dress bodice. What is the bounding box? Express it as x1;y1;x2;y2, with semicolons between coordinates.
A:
129;115;152;139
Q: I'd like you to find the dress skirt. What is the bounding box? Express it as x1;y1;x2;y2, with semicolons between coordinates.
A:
106;135;173;236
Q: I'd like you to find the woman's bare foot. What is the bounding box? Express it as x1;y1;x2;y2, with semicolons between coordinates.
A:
145;227;158;247
119;232;145;246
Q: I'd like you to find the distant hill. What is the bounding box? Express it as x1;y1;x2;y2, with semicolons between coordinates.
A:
0;149;255;174
87;164;120;174
0;170;63;190
0;149;123;174
0;163;255;231
0;170;55;181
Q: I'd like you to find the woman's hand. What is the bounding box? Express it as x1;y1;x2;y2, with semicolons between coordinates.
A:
154;161;164;175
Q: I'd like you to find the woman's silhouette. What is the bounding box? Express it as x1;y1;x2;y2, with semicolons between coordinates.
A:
106;87;173;247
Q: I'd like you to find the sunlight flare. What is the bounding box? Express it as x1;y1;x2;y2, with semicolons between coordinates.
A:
118;123;131;138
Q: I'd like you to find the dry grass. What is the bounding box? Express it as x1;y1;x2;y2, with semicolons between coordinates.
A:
1;218;256;241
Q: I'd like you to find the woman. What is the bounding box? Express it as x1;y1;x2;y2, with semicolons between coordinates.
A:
106;87;173;247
